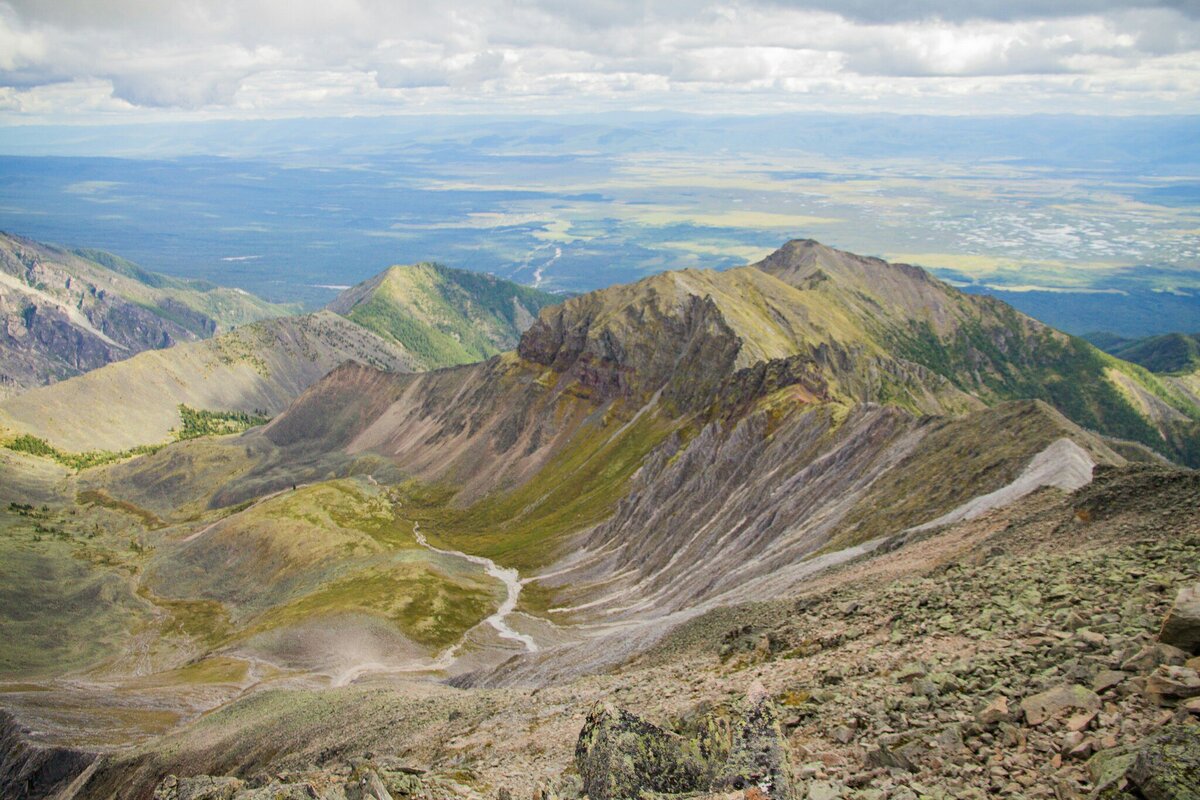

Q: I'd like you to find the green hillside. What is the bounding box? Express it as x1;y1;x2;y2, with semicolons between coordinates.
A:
327;262;560;369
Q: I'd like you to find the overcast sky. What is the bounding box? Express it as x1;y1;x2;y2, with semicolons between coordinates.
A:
1;0;1198;122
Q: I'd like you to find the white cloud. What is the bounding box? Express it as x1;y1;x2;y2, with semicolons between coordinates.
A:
0;0;1197;119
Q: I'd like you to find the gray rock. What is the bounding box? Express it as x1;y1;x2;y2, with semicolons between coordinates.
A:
1160;584;1200;655
1121;643;1189;673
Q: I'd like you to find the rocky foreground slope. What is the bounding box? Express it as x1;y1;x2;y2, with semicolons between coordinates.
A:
6;463;1196;800
0;240;1197;799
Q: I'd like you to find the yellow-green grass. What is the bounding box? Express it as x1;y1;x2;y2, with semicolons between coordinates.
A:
243;566;498;650
0;514;150;678
400;406;679;576
124;656;251;690
142;478;501;652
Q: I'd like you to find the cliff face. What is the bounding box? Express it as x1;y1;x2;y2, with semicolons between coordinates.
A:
519;288;743;411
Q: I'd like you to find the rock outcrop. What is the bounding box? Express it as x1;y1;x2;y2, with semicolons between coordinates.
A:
574;688;795;800
1092;725;1200;800
0;710;97;800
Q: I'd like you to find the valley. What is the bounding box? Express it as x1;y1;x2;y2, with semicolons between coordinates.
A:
0;238;1197;800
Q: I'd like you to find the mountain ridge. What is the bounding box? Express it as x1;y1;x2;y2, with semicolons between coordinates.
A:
0;257;558;452
0;233;290;398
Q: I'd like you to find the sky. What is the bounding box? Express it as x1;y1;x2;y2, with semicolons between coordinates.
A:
1;0;1199;122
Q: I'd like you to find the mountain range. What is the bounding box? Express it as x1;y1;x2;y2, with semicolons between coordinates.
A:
0;236;1197;800
0;233;290;399
0;253;559;452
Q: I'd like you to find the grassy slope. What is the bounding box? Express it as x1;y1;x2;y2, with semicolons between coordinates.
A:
0;497;156;678
753;242;1200;465
0;312;415;451
334;263;559;369
1093;331;1200;375
399;407;678;578
145;479;498;651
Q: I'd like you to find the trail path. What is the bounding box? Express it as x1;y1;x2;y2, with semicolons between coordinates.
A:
181;483;306;543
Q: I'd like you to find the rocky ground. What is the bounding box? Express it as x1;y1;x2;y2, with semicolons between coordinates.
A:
7;464;1199;800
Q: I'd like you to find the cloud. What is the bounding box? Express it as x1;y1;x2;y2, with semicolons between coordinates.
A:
0;0;1197;118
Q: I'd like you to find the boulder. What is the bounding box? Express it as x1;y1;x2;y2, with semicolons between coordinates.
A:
1122;643;1189;673
977;696;1011;725
1093;725;1200;800
574;689;796;800
1144;665;1200;706
575;702;701;800
152;775;244;800
1020;684;1101;726
1160;584;1200;654
706;686;797;800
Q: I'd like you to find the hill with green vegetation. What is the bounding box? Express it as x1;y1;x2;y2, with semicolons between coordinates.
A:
0;260;561;453
0;233;291;398
0;311;418;452
1087;330;1200;374
326;262;560;369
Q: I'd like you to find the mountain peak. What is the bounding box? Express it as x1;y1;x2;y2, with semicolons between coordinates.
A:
756;238;935;288
326;261;559;370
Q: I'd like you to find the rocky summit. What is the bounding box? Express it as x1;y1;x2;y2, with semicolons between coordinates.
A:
0;239;1197;800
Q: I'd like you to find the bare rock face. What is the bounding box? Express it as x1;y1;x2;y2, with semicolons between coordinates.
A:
574;689;796;800
1160;584;1200;654
518;288;743;411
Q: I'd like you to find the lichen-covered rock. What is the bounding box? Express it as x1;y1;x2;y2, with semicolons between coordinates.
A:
1160;584;1200;654
574;702;702;800
1094;725;1200;800
706;686;796;800
233;782;321;800
152;775;244;800
574;690;796;800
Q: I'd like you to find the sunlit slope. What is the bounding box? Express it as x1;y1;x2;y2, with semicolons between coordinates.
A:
248;240;1197;601
327;262;559;369
754;240;1200;465
0;264;560;453
0;311;416;451
0;233;290;396
143;479;499;660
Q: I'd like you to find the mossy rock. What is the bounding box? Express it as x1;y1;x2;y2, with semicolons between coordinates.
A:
1091;725;1200;800
575;702;703;800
